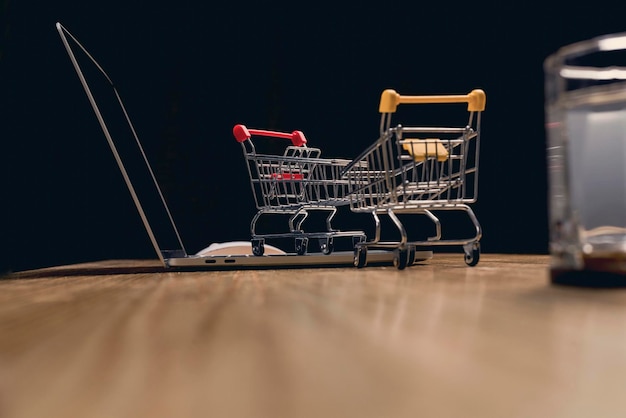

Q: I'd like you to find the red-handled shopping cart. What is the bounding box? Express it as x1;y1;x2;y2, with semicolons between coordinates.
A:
343;89;486;269
234;124;366;256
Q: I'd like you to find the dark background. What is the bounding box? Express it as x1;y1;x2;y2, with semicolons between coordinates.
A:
2;1;625;272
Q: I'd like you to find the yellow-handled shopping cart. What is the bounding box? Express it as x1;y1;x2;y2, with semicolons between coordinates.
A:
343;89;486;269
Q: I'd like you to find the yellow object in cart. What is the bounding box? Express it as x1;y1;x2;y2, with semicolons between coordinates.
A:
402;138;449;162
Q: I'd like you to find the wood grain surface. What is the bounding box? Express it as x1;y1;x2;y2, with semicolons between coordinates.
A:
2;254;626;418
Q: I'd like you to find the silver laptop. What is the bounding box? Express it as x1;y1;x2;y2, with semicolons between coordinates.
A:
55;22;432;270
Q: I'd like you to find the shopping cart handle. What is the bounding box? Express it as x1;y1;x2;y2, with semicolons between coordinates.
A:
233;124;307;147
379;89;486;113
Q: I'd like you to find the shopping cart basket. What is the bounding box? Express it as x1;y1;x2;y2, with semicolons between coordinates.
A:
234;124;366;256
343;89;486;269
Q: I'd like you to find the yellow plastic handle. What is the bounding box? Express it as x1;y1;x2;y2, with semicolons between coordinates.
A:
379;89;486;113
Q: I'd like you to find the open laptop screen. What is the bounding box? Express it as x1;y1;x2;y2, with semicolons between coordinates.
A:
56;23;187;262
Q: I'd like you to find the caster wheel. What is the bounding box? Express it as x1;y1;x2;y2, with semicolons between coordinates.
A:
393;248;409;270
252;239;265;256
354;246;368;268
464;243;480;267
352;235;366;246
319;237;334;255
407;245;417;266
295;237;309;255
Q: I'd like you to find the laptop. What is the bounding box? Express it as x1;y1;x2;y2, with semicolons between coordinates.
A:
55;22;432;270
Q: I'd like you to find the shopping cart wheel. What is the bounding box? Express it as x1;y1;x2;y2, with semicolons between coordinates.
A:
354;246;367;268
319;237;334;255
393;248;410;270
295;237;308;255
407;245;417;266
464;242;480;267
252;239;265;256
352;235;366;246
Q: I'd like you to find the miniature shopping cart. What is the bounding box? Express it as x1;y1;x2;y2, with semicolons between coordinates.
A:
342;89;486;269
234;124;366;256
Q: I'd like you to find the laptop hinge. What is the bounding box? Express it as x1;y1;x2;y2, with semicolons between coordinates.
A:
161;249;188;259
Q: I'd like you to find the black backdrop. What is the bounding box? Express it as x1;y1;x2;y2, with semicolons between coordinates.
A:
2;1;625;272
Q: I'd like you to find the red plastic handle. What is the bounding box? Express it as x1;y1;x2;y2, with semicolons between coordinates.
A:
233;124;307;147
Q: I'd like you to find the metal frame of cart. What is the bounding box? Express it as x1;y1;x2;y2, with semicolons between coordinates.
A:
234;124;366;256
342;89;486;269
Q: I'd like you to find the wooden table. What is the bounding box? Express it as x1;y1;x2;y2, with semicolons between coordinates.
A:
2;254;626;418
